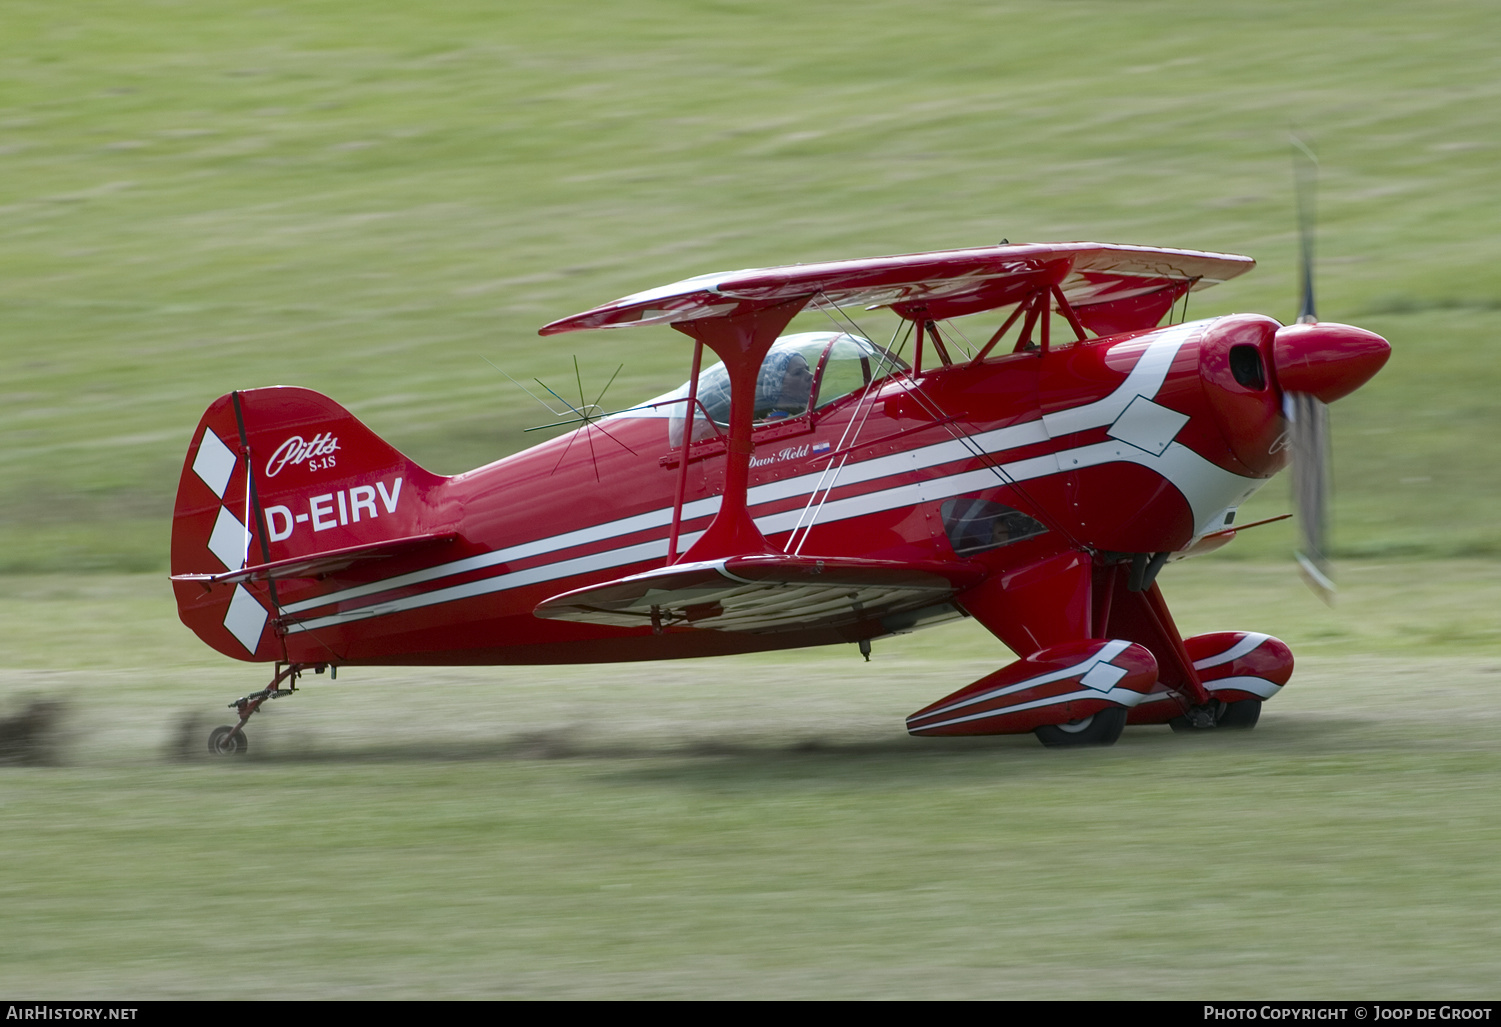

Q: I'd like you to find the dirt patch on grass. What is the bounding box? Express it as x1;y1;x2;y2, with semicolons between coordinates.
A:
0;698;68;766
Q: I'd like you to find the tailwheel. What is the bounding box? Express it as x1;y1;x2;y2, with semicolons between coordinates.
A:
204;662;317;760
1034;706;1127;748
207;725;248;756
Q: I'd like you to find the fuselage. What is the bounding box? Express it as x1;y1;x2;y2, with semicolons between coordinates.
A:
239;313;1293;667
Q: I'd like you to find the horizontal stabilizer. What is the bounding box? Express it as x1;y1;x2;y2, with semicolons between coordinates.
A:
534;554;986;635
172;531;458;587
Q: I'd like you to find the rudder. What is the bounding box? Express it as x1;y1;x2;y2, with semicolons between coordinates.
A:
170;387;448;662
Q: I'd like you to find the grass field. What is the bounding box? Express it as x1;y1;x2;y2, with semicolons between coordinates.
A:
6;714;1500;999
3;560;1501;998
3;0;1500;1000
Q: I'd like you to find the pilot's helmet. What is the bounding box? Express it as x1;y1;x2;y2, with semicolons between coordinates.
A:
754;345;813;418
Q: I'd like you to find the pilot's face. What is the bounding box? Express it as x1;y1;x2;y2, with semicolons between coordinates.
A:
779;355;813;410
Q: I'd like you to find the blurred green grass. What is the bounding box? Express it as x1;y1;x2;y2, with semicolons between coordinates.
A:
3;0;1499;570
3;561;1501;998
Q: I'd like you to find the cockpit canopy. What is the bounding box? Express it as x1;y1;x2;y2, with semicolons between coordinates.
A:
633;332;908;446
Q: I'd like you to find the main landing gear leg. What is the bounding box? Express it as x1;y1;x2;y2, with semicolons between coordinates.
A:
1097;571;1220;729
207;663;306;757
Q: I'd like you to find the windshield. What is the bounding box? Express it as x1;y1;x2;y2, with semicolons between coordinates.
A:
642;332;907;446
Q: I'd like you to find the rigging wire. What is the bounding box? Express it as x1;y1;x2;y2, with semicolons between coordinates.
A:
484;356;569;416
785;299;911;554
795;295;1082;552
783;302;890;542
942;318;978;360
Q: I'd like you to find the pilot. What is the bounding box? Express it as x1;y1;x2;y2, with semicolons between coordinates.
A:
754;350;814;420
667;347;814;447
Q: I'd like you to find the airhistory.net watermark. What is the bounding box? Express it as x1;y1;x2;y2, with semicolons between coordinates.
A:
6;1008;137;1020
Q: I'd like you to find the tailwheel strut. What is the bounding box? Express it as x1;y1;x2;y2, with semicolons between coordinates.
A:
207;662;320;756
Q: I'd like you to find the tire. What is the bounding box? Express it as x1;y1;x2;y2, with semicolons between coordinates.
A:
1169;700;1261;732
1034;706;1128;748
1216;699;1261;730
207;725;247;756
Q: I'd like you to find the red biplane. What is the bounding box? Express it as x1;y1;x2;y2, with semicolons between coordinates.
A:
170;241;1389;754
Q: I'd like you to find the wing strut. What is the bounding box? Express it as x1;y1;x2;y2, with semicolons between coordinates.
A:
971;298;1031;364
665;339;704;563
669;296;811;562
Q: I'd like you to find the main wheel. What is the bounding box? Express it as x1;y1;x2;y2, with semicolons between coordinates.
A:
1169;700;1262;732
1034;706;1128;748
1216;699;1261;730
207;725;248;756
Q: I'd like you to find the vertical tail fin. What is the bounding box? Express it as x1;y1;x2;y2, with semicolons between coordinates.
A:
170;387;447;661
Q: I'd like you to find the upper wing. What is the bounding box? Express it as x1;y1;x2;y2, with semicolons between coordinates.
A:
539;242;1254;337
533;554;985;634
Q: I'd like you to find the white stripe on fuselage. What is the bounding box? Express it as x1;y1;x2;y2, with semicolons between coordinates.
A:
278;495;723;615
287;536;695;633
1192;632;1273;671
1040;322;1195;438
284;432;1254;633
282;322;1260;631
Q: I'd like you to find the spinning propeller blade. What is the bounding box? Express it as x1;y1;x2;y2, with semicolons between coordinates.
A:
1293;135;1319;327
1273;138;1390;604
1286;135;1333;602
1285;391;1334;602
1292;136;1328;600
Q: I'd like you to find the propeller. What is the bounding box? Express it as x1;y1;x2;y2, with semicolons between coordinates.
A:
1285;388;1333;600
1273;137;1389;603
1286;135;1333;602
1293;135;1319;327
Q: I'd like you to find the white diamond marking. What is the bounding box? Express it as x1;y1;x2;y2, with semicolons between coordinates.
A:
208;506;249;571
192;430;238;500
1080;661;1129;692
1107;395;1189;457
223;585;268;654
